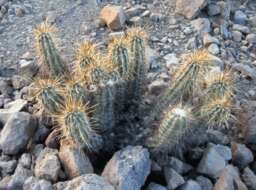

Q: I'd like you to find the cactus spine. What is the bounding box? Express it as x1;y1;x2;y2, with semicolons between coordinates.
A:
57;98;102;150
66;77;88;104
154;105;193;152
200;96;234;129
34;22;68;78
34;79;64;114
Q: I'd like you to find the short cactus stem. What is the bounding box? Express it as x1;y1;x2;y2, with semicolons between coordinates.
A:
34;22;68;78
153;105;193;153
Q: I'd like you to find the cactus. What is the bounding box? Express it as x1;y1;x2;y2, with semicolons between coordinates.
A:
154;104;193;153
200;96;234;129
34;78;65;114
34;22;68;78
127;28;147;102
108;37;131;80
56;98;102;150
66;77;88;104
149;50;214;122
205;70;234;99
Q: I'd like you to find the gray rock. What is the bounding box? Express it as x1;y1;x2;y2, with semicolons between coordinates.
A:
0;160;17;176
59;146;93;179
203;33;220;46
233;24;250;34
11;75;30;90
164;53;179;67
164;167;185;190
18;153;32;169
35;148;61;182
232;63;256;80
179;180;202;190
214;145;232;161
0;176;11;190
147;183;167;190
208;44;219;55
168;157;193;175
53;181;68;190
0;78;12;97
63;174;114;190
196;176;213;190
7;164;33;190
0;99;28;125
246;34;256;44
148;79;168;96
231;142;253;169
214;165;247;190
242;167;256;190
207;3;221;16
33;125;50;143
197;145;226;179
23;176;53;190
191;18;211;36
0;112;37;155
18;59;38;77
232;30;243;42
175;0;207;19
125;5;145;18
244;115;256;144
102;146;151;190
234;10;247;25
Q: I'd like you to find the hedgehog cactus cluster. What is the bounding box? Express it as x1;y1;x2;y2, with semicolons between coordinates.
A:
33;22;148;151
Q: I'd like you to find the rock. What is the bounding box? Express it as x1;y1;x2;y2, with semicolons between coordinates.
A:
23;176;53;190
33;125;50;143
207;3;221;16
7;164;33;190
35;148;61;182
63;174;114;190
102;146;151;190
148;79;168;96
214;165;247;190
231;142;253;168
0;112;37;155
168;157;193;175
0;99;28;125
11;75;30;90
45;129;60;149
164;53;179;67
234;10;247;25
214;145;232;161
53;181;68;190
208;44;219;55
125;5;145;18
164;167;185;190
244;115;256;144
59;146;93;179
18;59;38;77
233;24;250;34
0;176;11;190
175;0;207;19
197;145;226;179
242;167;256;190
100;5;126;30
147;183;167;190
232;31;243;42
14;5;25;17
203;33;220;46
18;153;32;169
249;15;256;27
150;13;165;22
179;180;202;190
232;63;256;80
31;144;44;158
0;160;17;176
0;78;12;97
129;16;142;25
191;18;211;36
246;34;256;44
196;176;213;190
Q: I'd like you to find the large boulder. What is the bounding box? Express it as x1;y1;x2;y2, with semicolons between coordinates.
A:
62;174;114;190
102;146;151;190
175;0;207;19
59;146;93;179
34;148;61;182
0;112;37;155
100;5;126;30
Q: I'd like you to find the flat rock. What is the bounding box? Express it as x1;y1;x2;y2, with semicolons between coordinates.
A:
175;0;207;19
35;148;61;182
164;167;185;190
63;174;114;190
102;146;151;190
197;145;226;179
0;112;37;155
100;5;126;30
59;146;93;179
231;142;253;169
